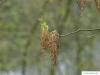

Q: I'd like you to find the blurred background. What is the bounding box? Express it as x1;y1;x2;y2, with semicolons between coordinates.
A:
0;0;100;75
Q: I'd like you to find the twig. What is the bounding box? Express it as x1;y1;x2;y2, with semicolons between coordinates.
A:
60;28;100;37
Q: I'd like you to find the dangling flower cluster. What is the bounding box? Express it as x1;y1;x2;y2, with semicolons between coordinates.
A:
48;30;59;66
78;0;100;15
78;0;86;16
41;22;49;57
95;0;100;11
41;23;49;49
40;22;59;66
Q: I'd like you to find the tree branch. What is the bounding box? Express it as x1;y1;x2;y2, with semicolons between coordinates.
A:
60;28;100;37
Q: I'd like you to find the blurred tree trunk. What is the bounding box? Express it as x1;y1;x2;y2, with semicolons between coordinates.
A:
50;66;56;75
72;17;83;75
51;0;73;75
21;52;27;75
21;0;50;75
75;31;83;75
57;0;72;34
